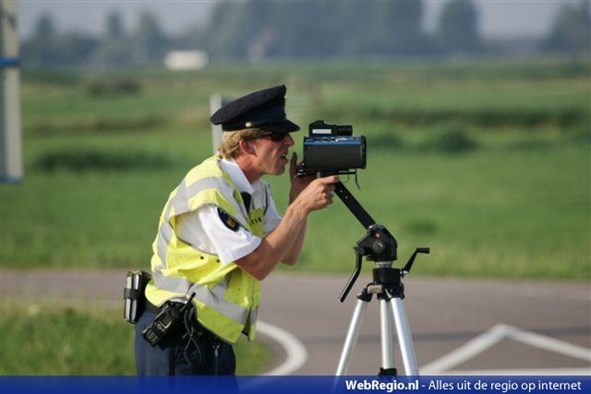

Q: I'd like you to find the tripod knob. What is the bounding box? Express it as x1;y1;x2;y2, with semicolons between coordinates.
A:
372;240;386;254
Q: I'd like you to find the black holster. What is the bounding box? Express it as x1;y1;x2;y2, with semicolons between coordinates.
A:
123;270;152;324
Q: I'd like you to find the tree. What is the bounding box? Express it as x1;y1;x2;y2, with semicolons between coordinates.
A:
233;1;276;59
334;1;372;55
268;1;343;58
22;30;98;68
106;10;125;40
21;13;62;66
91;10;131;68
436;0;482;54
367;0;428;55
52;33;99;64
204;1;244;58
543;0;591;54
33;12;56;40
203;0;431;60
22;13;58;66
132;11;168;64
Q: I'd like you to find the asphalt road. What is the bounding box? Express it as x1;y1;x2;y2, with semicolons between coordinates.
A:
2;269;590;375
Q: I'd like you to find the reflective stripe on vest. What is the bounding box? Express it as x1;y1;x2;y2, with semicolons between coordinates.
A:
145;156;264;343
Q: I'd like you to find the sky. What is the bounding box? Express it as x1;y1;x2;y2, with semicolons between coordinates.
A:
16;0;583;40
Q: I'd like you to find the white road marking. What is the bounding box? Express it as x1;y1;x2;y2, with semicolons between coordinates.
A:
421;324;591;375
257;320;308;375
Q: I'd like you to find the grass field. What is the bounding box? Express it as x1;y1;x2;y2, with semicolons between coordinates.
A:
1;57;589;375
2;58;588;280
0;301;271;375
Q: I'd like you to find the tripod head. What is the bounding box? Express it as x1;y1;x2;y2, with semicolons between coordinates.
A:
332;181;430;302
356;224;397;262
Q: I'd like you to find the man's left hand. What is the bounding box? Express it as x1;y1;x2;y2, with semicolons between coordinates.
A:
288;152;314;203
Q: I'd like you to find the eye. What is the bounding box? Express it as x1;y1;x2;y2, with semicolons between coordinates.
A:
269;133;286;142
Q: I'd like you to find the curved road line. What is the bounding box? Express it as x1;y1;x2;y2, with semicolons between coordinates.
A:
257;320;308;375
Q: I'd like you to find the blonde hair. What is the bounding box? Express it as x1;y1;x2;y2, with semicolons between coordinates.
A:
218;128;267;159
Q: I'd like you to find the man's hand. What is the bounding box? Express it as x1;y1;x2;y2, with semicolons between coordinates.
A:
293;174;339;214
288;152;314;203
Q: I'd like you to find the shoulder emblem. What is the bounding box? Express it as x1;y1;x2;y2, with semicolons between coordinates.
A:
217;208;239;232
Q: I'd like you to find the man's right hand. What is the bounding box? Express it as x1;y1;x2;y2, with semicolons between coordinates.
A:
293;175;340;214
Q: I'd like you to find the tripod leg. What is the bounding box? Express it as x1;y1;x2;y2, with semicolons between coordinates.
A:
380;299;397;374
390;298;419;375
336;298;368;375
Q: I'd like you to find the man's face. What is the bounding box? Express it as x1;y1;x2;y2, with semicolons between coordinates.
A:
250;132;295;177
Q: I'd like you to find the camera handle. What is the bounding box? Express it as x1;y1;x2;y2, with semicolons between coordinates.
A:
334;181;399;302
331;180;430;376
333;181;376;229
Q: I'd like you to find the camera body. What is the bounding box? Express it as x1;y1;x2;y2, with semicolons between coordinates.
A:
301;120;366;175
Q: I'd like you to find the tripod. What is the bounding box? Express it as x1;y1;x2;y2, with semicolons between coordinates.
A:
332;181;429;376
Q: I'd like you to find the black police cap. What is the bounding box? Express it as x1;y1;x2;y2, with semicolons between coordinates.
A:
210;85;300;133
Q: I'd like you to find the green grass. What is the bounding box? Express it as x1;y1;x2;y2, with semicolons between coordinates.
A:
2;133;587;280
0;301;271;375
1;58;590;280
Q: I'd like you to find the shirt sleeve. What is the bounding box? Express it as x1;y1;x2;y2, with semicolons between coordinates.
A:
176;205;262;265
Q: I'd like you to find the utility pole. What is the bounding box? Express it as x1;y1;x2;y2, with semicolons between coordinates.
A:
210;94;223;155
1;0;23;183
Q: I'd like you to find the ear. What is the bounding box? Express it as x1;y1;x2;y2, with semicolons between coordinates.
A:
238;139;257;156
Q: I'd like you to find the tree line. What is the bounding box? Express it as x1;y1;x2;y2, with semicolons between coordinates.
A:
20;0;591;68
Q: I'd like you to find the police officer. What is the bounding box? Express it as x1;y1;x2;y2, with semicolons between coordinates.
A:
135;85;339;375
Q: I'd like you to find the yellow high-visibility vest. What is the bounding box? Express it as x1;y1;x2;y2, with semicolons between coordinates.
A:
145;156;265;343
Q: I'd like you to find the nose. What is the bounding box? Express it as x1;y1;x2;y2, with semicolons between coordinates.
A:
284;134;295;146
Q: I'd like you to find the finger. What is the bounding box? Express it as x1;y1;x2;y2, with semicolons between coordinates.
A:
326;193;334;205
289;153;297;176
318;175;340;184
